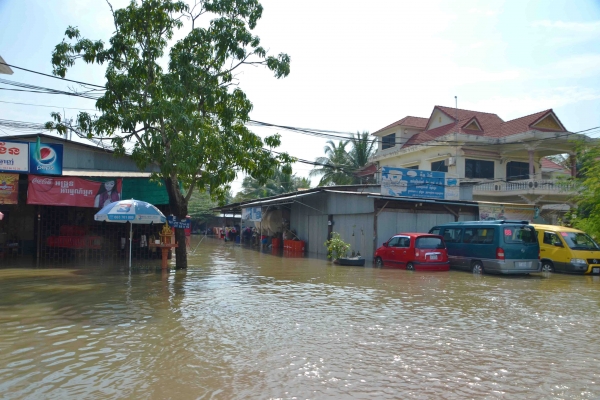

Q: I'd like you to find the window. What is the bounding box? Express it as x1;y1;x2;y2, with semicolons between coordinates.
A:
543;232;563;247
464;228;495;244
387;237;400;247
442;228;462;243
382;133;396;150
397;237;411;248
465;159;494;179
406;165;419;170
416;237;445;249
506;161;530;181
429;228;441;235
561;232;600;250
503;226;537;243
431;160;448;172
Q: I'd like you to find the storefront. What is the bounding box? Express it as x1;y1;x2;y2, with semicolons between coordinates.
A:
0;134;171;265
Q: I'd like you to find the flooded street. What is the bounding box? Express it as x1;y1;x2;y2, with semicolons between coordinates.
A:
1;236;600;399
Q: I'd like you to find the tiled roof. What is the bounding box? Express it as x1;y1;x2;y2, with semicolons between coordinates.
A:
541;157;567;171
372;116;428;135
401;106;564;148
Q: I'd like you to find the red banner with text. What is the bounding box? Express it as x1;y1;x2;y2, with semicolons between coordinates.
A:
0;173;19;205
27;175;122;208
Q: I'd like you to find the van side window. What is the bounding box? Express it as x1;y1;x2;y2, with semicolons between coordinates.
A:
543;232;563;247
443;228;462;243
464;228;495;244
430;228;440;235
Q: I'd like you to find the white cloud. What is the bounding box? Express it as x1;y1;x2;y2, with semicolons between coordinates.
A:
531;20;600;33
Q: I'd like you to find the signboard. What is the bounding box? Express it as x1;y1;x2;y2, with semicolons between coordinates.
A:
479;204;534;222
0;141;29;173
242;207;262;221
27;176;122;208
0;173;19;204
167;216;191;229
29;140;63;175
381;166;459;200
0;140;64;175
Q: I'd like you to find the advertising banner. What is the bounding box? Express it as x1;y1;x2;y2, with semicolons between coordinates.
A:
167;216;191;229
381;166;459;200
29;139;63;175
0;173;19;205
479;204;535;222
0;141;29;173
27;176;122;208
242;207;262;221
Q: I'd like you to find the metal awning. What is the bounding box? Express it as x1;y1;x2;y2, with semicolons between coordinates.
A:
368;194;479;207
0;55;14;75
241;191;317;207
62;170;152;178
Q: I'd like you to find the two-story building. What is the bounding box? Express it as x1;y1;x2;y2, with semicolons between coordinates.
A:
368;105;587;223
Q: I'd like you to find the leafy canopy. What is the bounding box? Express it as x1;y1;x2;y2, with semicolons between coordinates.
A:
47;0;294;206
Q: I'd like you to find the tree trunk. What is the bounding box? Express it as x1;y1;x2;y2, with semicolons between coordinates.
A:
165;176;188;269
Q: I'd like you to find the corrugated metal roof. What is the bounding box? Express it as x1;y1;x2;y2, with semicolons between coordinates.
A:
241;191;317;207
63;170;152;177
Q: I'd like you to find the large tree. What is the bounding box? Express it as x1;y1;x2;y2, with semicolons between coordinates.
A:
46;0;293;268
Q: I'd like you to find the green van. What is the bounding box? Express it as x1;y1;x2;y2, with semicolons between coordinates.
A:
429;220;540;274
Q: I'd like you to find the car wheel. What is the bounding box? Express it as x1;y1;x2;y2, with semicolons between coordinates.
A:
472;261;484;274
406;262;415;271
375;257;384;268
541;261;554;273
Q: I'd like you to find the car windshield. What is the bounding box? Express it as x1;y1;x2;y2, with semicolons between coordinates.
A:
560;232;600;250
503;225;537;244
415;237;445;249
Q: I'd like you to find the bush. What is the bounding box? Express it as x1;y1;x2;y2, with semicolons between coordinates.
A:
324;232;351;260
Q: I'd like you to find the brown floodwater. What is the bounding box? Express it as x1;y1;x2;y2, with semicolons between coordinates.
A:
1;236;600;399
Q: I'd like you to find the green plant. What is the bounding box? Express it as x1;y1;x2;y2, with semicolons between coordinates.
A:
324;232;351;260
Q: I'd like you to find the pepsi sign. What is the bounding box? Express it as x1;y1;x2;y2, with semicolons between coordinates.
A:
29;142;63;175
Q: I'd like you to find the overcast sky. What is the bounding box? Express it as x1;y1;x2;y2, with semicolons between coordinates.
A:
1;0;600;193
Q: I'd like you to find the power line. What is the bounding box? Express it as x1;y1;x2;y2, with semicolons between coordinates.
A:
0;99;97;111
0;61;106;89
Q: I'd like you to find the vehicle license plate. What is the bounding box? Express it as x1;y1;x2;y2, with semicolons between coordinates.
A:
429;254;438;260
593;268;599;274
516;262;528;268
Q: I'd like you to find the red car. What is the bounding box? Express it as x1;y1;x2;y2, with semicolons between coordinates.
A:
374;233;450;271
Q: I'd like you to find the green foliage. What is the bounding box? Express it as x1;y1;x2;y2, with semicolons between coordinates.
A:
324;232;351;260
560;138;600;238
234;166;311;201
187;189;219;222
46;0;292;268
310;132;376;186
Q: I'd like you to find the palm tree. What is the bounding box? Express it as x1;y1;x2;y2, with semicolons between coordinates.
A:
310;140;354;186
235;167;311;201
348;131;376;183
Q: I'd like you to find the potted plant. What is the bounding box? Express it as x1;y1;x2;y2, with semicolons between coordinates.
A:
324;232;365;266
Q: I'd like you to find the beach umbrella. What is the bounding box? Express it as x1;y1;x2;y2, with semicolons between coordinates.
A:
94;199;166;268
0;211;3;220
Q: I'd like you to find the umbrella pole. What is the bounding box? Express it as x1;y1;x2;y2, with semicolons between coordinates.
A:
129;221;132;269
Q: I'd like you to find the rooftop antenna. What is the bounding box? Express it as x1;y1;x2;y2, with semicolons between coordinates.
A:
454;96;458;120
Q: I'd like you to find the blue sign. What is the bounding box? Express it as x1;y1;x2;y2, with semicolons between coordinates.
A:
167;216;191;229
29;142;63;176
242;207;262;221
381;166;458;200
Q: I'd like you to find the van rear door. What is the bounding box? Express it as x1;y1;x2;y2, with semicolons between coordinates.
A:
501;224;539;261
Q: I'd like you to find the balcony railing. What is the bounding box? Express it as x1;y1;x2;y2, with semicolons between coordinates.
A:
473;179;576;194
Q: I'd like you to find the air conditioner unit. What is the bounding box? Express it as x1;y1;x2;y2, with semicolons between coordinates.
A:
444;157;456;166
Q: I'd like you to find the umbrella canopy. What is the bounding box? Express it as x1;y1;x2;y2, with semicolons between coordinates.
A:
94;199;166;224
0;211;3;220
94;199;166;268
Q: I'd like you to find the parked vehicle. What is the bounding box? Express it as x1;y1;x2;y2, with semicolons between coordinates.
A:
429;220;540;274
374;233;450;271
531;224;600;274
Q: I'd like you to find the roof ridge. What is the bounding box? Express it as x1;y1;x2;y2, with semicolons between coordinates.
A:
435;105;501;117
503;109;552;123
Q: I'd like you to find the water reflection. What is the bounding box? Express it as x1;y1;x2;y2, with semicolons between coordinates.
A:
1;236;600;399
